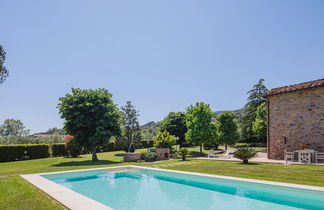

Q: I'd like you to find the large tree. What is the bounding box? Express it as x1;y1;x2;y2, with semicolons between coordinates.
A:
216;112;240;151
239;79;267;140
185;102;217;154
252;103;267;142
160;112;187;147
115;101;142;152
58;88;121;161
0;45;9;84
0;119;30;136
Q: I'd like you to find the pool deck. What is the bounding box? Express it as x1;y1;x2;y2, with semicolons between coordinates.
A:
195;152;324;165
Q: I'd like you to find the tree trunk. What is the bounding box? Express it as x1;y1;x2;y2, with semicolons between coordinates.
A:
92;147;98;161
182;155;185;161
225;144;228;151
200;143;203;155
243;159;248;164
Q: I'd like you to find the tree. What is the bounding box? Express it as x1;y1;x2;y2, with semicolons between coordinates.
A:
239;79;267;140
233;147;257;164
252;103;267;142
154;131;175;149
58;88;121;161
178;148;188;161
185;102;217;154
0;45;9;84
46;127;65;135
115;101;142;152
160;112;187;147
0;119;30;136
216;112;240;151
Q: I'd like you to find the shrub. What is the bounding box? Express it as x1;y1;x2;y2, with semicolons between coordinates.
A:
153;131;175;149
0;144;50;162
233;147;257;164
141;151;157;162
51;143;68;157
64;135;81;158
178;148;188;161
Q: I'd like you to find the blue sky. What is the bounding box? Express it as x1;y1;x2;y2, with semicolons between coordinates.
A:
0;0;323;133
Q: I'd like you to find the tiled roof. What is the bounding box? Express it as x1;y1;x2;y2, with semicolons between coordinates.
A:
263;78;324;97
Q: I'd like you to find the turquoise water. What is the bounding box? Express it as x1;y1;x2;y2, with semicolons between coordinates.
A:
43;168;324;210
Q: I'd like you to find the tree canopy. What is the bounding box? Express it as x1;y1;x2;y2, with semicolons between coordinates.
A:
116;101;142;152
153;131;175;149
239;79;268;140
0;119;30;137
252;103;267;142
0;45;9;84
58;88;121;161
185;102;217;154
160;112;187;147
216;112;240;150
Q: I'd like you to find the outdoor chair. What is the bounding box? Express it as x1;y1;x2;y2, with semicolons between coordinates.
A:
208;150;215;158
315;152;324;163
298;150;311;164
284;149;294;164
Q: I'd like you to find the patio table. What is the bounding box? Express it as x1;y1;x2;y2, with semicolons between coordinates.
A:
294;150;317;163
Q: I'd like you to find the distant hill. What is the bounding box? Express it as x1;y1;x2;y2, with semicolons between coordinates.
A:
140;121;160;128
215;108;243;116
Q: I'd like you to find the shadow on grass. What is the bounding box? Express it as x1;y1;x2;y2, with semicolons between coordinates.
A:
237;162;260;165
189;151;207;157
51;160;121;167
114;153;125;157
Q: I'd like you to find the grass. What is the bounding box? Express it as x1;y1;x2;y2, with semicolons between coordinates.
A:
0;147;323;209
0;176;66;210
154;159;324;187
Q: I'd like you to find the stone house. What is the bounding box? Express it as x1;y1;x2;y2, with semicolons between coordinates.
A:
263;78;324;159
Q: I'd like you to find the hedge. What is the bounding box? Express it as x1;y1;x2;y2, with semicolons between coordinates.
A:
51;143;68;157
0;144;50;162
0;140;157;162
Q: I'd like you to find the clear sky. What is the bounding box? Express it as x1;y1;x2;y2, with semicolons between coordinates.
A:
0;0;323;133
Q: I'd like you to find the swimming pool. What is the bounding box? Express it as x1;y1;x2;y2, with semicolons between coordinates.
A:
31;166;324;210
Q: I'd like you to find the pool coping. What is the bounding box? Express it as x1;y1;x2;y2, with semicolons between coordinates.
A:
21;165;324;210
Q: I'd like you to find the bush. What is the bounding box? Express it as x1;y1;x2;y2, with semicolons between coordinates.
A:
153;131;175;149
233;147;257;164
64;135;81;158
51;143;68;157
178;148;188;161
0;144;50;162
141;151;157;162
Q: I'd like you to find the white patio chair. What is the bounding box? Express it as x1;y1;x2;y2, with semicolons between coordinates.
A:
207;150;215;158
298;150;311;164
219;149;233;159
284;149;294;164
315;152;324;163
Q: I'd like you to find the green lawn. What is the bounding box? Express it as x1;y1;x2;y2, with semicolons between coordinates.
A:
1;148;324;210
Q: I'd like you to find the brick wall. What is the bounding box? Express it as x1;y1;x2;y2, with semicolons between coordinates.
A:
267;87;324;159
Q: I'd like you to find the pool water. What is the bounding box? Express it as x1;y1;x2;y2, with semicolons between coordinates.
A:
43;168;324;210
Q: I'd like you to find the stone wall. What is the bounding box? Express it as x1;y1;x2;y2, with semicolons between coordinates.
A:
267;87;324;159
123;153;141;162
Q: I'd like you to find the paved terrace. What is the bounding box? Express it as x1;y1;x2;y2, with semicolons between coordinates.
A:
195;152;324;165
